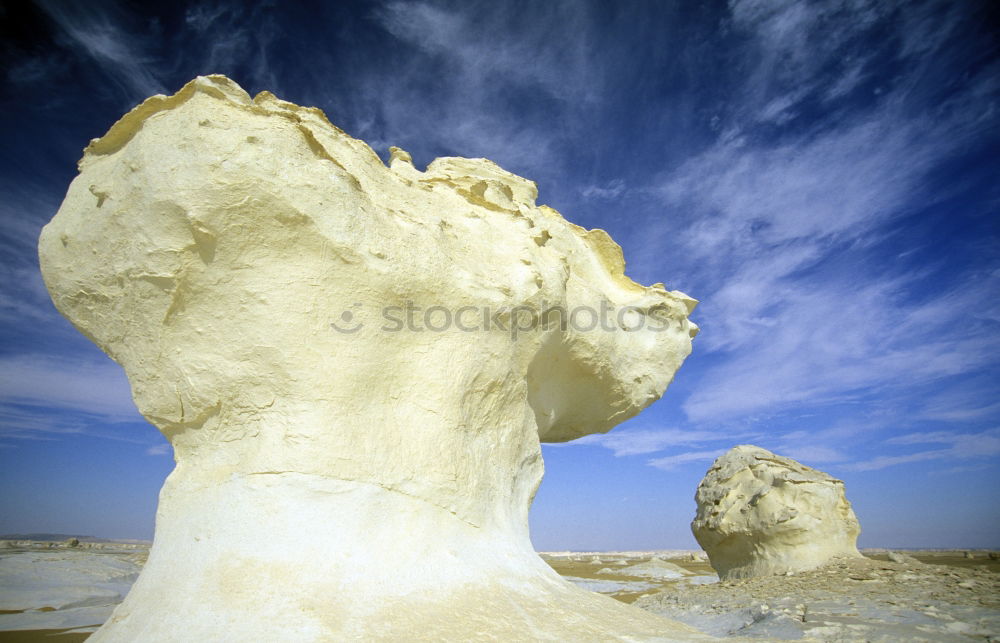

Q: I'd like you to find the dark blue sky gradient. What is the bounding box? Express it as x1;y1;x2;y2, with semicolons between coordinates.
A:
1;0;998;548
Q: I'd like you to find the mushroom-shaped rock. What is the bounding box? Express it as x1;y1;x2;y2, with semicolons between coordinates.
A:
39;76;703;641
691;445;862;580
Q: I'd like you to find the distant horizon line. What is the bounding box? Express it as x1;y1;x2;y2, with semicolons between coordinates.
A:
2;533;997;552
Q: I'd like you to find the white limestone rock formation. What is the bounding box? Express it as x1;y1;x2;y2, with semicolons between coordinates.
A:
39;76;703;641
691;445;862;580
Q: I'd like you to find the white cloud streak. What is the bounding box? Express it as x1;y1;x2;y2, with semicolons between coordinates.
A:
683;276;1000;422
37;0;166;99
180;2;281;93
581;180;626;200
336;0;607;177
572;427;742;457
3;0;995;498
0;353;138;423
146;443;171;456
0;185;91;335
640;0;1000;427
648;449;725;471
660;116;939;252
848;428;1000;471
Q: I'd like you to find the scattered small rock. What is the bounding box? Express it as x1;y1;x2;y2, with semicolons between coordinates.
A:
635;555;1000;641
887;551;921;565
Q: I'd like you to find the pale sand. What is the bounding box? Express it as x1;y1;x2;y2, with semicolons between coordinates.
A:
2;544;998;641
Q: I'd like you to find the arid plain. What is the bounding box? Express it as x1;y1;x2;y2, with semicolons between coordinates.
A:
1;539;998;641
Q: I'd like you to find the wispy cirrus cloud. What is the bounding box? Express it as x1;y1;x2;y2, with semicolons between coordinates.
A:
375;0;600;103
581;180;627;201
342;0;611;177
555;0;1000;479
648;449;727;471
637;0;1000;431
0;183;79;333
0;351;157;449
917;386;1000;423
19;1;285;109
682;275;1000;422
658;115;942;255
36;0;166;99
179;2;282;93
576;423;853;470
847;428;1000;472
146;443;171;457
572;427;745;457
585;422;1000;474
0;353;137;423
0;404;85;441
5;2;997;474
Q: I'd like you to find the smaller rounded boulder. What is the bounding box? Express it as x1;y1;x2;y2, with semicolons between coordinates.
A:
692;445;861;580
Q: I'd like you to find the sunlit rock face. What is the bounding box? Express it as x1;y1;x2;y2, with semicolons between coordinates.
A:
691;445;862;580
38;76;703;640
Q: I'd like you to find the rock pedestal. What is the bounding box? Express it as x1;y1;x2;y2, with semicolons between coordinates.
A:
40;76;702;640
691;445;861;580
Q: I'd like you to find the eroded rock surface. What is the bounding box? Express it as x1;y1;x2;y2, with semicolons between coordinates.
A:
0;546;145;635
39;76;701;641
636;555;1000;641
691;445;861;580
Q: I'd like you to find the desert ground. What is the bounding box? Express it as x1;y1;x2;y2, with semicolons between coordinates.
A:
1;540;997;641
546;551;1000;640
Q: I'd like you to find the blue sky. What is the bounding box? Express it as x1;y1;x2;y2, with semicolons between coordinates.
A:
1;0;998;549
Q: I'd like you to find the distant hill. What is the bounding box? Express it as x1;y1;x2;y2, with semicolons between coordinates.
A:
0;533;95;541
0;533;152;544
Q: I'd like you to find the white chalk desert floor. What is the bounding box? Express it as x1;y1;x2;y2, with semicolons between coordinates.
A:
1;541;997;641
